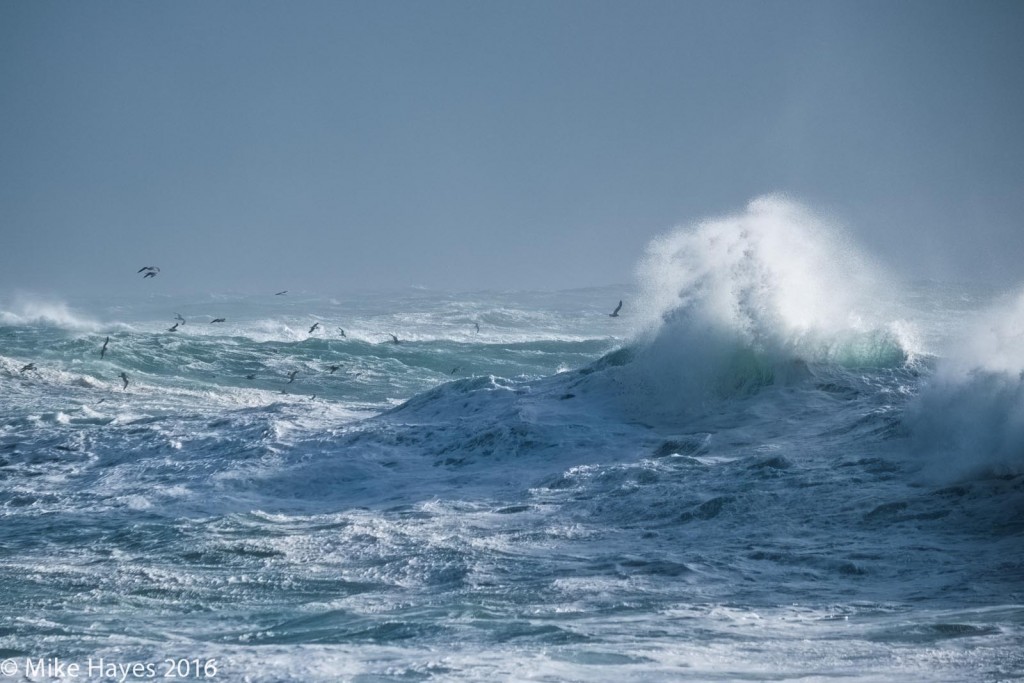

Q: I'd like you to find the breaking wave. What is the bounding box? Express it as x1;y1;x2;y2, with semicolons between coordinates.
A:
585;196;918;423
0;295;101;331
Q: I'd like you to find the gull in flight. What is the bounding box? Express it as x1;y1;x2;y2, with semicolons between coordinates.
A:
309;322;320;334
275;290;288;296
174;313;186;326
389;334;400;344
100;336;109;359
609;300;622;317
119;372;129;390
20;362;36;372
211;318;226;324
168;323;179;332
138;266;160;279
287;370;298;384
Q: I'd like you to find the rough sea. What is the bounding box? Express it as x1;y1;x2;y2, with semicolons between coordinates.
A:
2;198;1022;681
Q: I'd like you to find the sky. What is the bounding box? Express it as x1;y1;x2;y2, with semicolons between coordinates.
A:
1;0;1022;296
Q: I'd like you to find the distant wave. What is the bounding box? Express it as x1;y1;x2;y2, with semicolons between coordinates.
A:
0;295;101;331
907;288;1024;480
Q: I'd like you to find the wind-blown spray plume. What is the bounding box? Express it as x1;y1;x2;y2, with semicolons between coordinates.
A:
0;296;101;331
907;288;1024;480
606;196;916;421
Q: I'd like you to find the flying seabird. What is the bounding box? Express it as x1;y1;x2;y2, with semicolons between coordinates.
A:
118;372;129;390
338;328;346;337
474;322;480;333
609;300;622;317
450;366;461;375
389;334;400;344
328;365;340;374
245;374;255;380
138;266;160;278
168;323;179;332
211;318;226;323
287;370;298;384
20;363;36;372
174;313;186;326
309;322;320;334
275;290;288;296
100;336;109;359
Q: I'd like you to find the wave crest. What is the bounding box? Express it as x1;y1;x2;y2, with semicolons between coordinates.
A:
0;295;100;331
603;196;917;421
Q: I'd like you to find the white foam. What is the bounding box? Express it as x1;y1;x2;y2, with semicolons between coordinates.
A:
591;196;916;423
908;287;1024;480
634;195;906;357
0;294;101;331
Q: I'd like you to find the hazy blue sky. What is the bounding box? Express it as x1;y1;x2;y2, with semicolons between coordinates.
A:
1;0;1022;295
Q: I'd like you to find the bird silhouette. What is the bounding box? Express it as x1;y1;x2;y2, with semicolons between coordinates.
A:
168;323;179;332
309;322;320;334
100;336;109;359
138;266;160;279
609;300;622;317
118;372;129;390
211;318;226;323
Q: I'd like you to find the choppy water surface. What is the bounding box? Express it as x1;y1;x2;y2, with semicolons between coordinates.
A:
2;200;1022;681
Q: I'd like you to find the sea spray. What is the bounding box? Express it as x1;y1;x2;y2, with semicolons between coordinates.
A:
907;287;1024;480
0;210;1020;682
589;196;917;424
0;293;103;331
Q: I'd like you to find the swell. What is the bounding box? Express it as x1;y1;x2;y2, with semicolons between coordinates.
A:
2;333;611;376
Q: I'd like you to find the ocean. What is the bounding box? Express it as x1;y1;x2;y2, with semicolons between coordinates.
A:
1;198;1022;681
